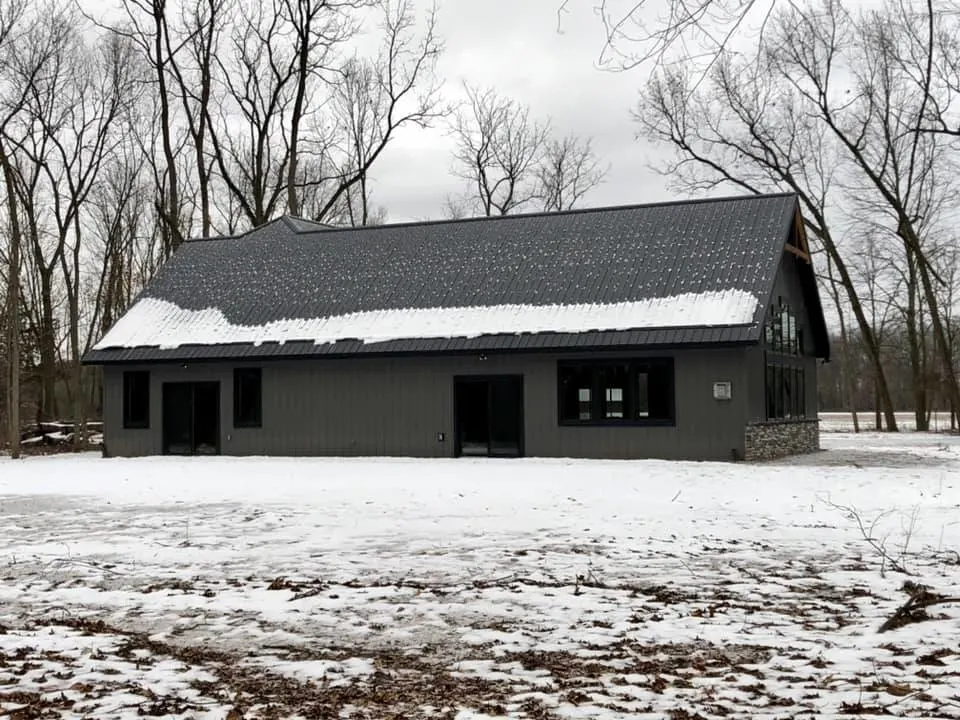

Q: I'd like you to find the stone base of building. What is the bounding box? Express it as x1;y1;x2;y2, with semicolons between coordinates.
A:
744;420;820;461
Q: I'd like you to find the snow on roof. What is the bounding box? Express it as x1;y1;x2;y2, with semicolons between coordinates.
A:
94;289;760;351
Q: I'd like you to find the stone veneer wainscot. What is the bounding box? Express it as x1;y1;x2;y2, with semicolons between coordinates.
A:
744;420;819;461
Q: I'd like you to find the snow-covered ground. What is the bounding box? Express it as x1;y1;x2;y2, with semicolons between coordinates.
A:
2;434;959;719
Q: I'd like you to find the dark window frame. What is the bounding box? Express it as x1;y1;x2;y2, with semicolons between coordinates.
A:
233;368;263;428
764;298;804;356
765;353;807;421
763;297;809;421
558;359;675;427
122;370;150;429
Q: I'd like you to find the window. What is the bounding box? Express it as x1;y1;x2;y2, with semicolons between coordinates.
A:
578;388;592;420
764;300;807;420
559;359;674;425
560;365;594;422
605;387;624;418
600;364;628;419
233;368;262;427
766;359;806;420
636;372;649;417
764;299;803;355
122;371;150;429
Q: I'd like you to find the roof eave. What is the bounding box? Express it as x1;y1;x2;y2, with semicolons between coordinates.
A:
82;326;761;365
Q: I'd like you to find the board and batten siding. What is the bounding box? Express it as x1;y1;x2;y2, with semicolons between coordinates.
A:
102;346;751;461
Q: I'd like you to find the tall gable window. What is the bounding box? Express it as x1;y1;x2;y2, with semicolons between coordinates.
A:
765;299;806;420
233;368;262;428
764;301;804;355
559;359;674;425
122;371;150;428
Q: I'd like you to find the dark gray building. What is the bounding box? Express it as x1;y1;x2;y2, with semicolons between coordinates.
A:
84;193;829;461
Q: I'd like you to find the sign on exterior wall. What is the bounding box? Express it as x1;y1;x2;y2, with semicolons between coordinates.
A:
713;381;732;401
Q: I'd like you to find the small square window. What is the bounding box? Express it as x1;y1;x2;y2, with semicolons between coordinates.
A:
123;371;150;429
233;368;262;428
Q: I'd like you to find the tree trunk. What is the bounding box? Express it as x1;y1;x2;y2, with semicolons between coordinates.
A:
69;217;84;449
920;297;931;430
905;246;928;431
37;270;57;422
901;222;960;420
826;253;859;432
287;12;310;218
154;4;182;251
197;140;211;237
875;379;882;431
0;141;20;458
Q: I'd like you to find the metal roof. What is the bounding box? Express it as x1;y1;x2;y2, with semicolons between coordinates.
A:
85;193;816;364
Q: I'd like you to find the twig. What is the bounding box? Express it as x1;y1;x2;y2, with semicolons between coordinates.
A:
44;557;127;576
879;582;960;633
821;498;913;576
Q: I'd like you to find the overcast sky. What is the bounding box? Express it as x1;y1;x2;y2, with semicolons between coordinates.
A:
368;0;672;222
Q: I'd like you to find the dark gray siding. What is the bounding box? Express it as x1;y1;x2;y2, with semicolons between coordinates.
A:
745;345;766;422
103;347;751;461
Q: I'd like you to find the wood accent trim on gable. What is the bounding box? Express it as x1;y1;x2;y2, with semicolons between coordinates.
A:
785;244;810;261
785;207;811;263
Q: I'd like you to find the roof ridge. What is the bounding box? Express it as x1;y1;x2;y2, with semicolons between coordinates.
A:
184;192;798;242
281;215;335;233
297;191;799;235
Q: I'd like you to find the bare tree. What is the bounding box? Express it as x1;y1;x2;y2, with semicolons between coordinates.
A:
317;0;445;225
767;0;960;420
1;3;78;425
451;85;608;218
537;134;607;211
283;0;357;217
823;253;859;431
901;0;960;138
451;85;550;216
571;0;960;425
0;143;22;455
103;0;190;254
39;30;136;446
0;0;27;456
0;0;451;440
207;0;298;228
638;53;900;429
166;0;231;237
559;0;772;73
86;153;146;348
